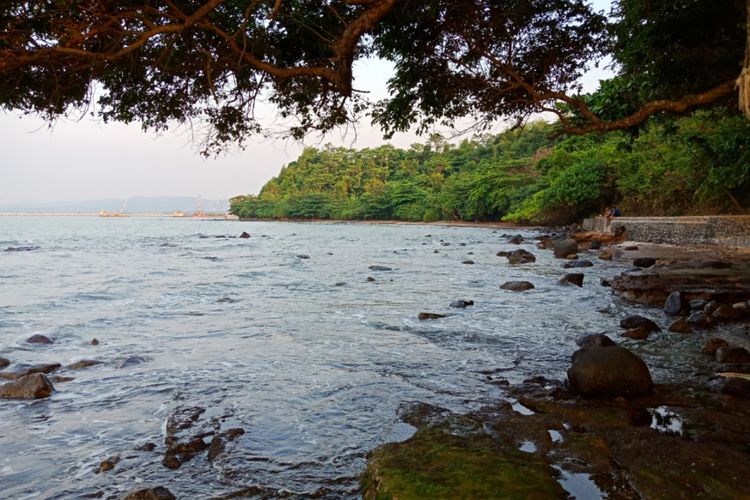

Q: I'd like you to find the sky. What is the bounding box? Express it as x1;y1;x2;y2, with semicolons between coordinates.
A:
0;0;613;205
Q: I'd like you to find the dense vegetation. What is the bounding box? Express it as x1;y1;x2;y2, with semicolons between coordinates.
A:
230;109;750;225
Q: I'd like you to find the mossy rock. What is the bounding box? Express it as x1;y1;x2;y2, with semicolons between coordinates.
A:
362;427;566;499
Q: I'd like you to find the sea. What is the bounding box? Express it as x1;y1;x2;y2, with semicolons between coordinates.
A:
0;216;705;498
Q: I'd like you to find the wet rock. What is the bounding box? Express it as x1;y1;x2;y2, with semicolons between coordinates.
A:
50;376;75;383
0;362;61;380
296;254;310;259
633;257;656;268
162;452;181;469
462;260;474;265
135;442;157;452
687;311;713;328
576;333;616;348
91;338;100;345
450;299;474;308
690;299;708;310
97;456;120;474
703;338;729;355
207;436;225;461
568;346;653;398
506;249;536;264
239;231;251;239
598;251;613;261
500;281;534;292
496;250;510;257
668;318;692;333
67;359;102;370
0;357;9;369
166;406;206;439
334;282;346;287
563;259;593;268
716;346;750;364
366;276;376;282
26;334;53;345
418;312;446;321
223;428;246;441
704;301;720;316
117;356;148;369
621;327;650;340
628;407;653;427
396;401;451;427
620;315;660;332
559;273;584;287
553;238;578;258
368;265;392;271
712;304;740;321
0;373;55;399
589;239;602;250
664;291;690;316
732;301;750;314
123;486;176;500
624;245;639;251
600;277;612;287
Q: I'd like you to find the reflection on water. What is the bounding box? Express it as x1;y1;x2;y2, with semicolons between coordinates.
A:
0;217;703;497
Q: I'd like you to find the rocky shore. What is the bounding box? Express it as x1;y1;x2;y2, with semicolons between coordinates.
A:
362;232;750;499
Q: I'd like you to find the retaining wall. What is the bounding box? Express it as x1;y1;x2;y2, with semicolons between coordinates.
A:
581;216;750;247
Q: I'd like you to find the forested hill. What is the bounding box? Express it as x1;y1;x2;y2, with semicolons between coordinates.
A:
230;110;750;225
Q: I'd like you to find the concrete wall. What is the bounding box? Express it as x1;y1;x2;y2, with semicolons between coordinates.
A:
583;216;750;247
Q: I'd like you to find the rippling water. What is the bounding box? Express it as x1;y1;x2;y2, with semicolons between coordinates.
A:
0;216;706;498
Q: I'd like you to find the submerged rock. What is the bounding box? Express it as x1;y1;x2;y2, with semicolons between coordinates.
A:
500;281;534;292
553;238;578;258
620;315;660;332
396;401;451;427
568;346;653;398
563;259;593;269
296;254;310;259
450;299;474;309
702;338;729;355
506;249;536;264
418;312;446;321
0;373;55;399
462;260;474;265
0;362;61;380
559;273;584;287
4;245;41;252
508;235;524;244
368;265;392;271
239;231;251;239
117;356;148;369
26;334;53;345
0;357;9;369
123;486;176;500
66;359;102;370
598;251;613;261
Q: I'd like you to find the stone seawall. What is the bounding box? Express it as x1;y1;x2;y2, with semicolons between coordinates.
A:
582;216;750;247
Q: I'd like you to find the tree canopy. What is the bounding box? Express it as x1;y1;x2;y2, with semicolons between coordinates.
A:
1;0;747;151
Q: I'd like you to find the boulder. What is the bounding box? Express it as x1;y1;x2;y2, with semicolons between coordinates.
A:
123;486;176;500
567;346;653;398
589;240;602;250
619;315;660;332
621;327;650;340
0;357;9;369
500;281;534;292
496;251;510;257
450;300;474;308
553;238;578;259
559;273;584;287
664;291;690;316
732;301;750;314
703;301;720;316
712;304;740;321
687;311;713;328
26;334;53;345
668;318;691;333
368;265;392;271
507;249;536;264
702;338;729;355
508;235;524;244
716;346;750;364
598;251;613;261
0;363;61;380
563;259;593;269
239;231;251;239
66;359;102;370
0;373;55;399
575;334;616;348
633;257;656;268
418;312;446;320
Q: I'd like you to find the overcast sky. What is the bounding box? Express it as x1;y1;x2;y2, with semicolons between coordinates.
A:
0;0;613;205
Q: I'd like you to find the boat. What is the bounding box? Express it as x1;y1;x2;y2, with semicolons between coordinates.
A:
171;211;186;217
99;201;128;217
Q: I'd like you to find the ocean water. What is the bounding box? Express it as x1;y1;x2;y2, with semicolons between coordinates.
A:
0;216;699;498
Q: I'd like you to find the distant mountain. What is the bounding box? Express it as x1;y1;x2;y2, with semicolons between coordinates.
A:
0;196;229;214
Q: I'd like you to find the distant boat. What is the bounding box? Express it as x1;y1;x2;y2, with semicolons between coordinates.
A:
171;210;186;217
99;201;128;217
